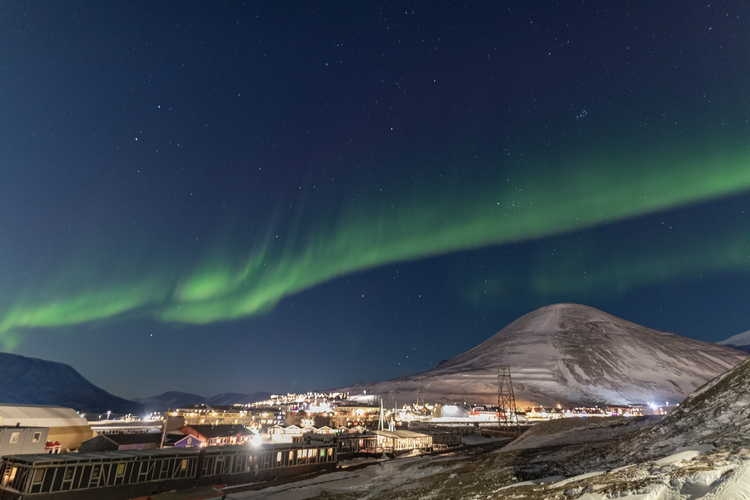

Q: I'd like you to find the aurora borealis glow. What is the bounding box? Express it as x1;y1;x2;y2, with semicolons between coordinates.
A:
1;1;749;399
2;146;749;340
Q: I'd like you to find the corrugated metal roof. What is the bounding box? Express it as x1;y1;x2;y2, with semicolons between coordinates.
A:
101;433;164;445
3;447;202;464
182;424;252;438
373;430;429;438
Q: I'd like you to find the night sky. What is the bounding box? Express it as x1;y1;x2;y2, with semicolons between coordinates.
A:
1;2;749;401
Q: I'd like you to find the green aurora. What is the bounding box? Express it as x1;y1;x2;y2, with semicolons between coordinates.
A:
1;144;749;350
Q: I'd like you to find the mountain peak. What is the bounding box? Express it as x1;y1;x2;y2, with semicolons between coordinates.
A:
340;304;748;407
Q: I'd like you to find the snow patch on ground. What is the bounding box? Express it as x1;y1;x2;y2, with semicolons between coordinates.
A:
502;415;654;452
654;446;712;465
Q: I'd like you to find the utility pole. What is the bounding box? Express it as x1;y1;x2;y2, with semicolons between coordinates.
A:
160;408;170;449
497;366;520;433
379;398;388;431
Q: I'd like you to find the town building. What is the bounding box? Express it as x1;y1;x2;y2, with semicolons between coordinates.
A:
433;404;470;419
420;429;463;450
170;405;285;429
79;433;163;453
172;434;202;448
267;425;303;442
0;442;337;500
0;405;92;451
0;427;48;457
88;419;162;436
178;424;253;447
171;405;253;426
372;430;432;454
329;403;380;428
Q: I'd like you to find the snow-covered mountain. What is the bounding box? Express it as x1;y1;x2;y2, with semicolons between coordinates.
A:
243;355;750;499
718;329;750;353
341;304;748;407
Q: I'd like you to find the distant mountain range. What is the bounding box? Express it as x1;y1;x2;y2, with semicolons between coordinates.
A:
718;329;750;353
0;351;273;415
134;391;274;413
0;353;143;415
204;391;273;406
340;303;749;407
132;391;207;413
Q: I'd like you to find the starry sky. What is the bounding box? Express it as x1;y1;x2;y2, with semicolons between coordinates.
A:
1;2;749;401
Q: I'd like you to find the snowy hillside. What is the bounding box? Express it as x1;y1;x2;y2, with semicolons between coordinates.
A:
341;304;748;406
233;359;750;499
622;356;750;458
718;329;750;353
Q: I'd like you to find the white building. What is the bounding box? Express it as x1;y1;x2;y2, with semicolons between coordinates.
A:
0;405;92;451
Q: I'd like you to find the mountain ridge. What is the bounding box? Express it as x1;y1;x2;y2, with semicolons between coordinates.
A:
133;391;207;413
717;329;750;353
0;352;143;414
134;391;274;412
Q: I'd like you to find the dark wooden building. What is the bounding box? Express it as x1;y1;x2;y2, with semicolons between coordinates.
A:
79;433;162;453
0;442;336;500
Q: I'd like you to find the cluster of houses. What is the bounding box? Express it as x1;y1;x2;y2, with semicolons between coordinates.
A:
0;396;674;461
166;401;389;432
435;403;672;422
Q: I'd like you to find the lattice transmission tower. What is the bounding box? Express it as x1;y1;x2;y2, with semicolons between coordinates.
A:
497;366;520;432
416;387;425;407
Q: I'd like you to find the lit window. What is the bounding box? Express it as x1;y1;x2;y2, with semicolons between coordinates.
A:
276;452;282;462
289;451;294;461
9;433;19;444
116;464;125;477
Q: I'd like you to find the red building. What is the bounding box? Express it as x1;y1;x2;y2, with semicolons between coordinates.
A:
177;424;253;447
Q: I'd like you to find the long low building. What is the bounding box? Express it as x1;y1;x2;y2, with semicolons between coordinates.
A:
373;430;432;454
0;405;92;452
0;443;337;500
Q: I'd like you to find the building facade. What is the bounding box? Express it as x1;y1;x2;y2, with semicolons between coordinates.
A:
0;427;48;457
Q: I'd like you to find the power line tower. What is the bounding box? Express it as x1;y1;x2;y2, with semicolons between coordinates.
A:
497;366;520;432
387;390;395;410
416;387;425;407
